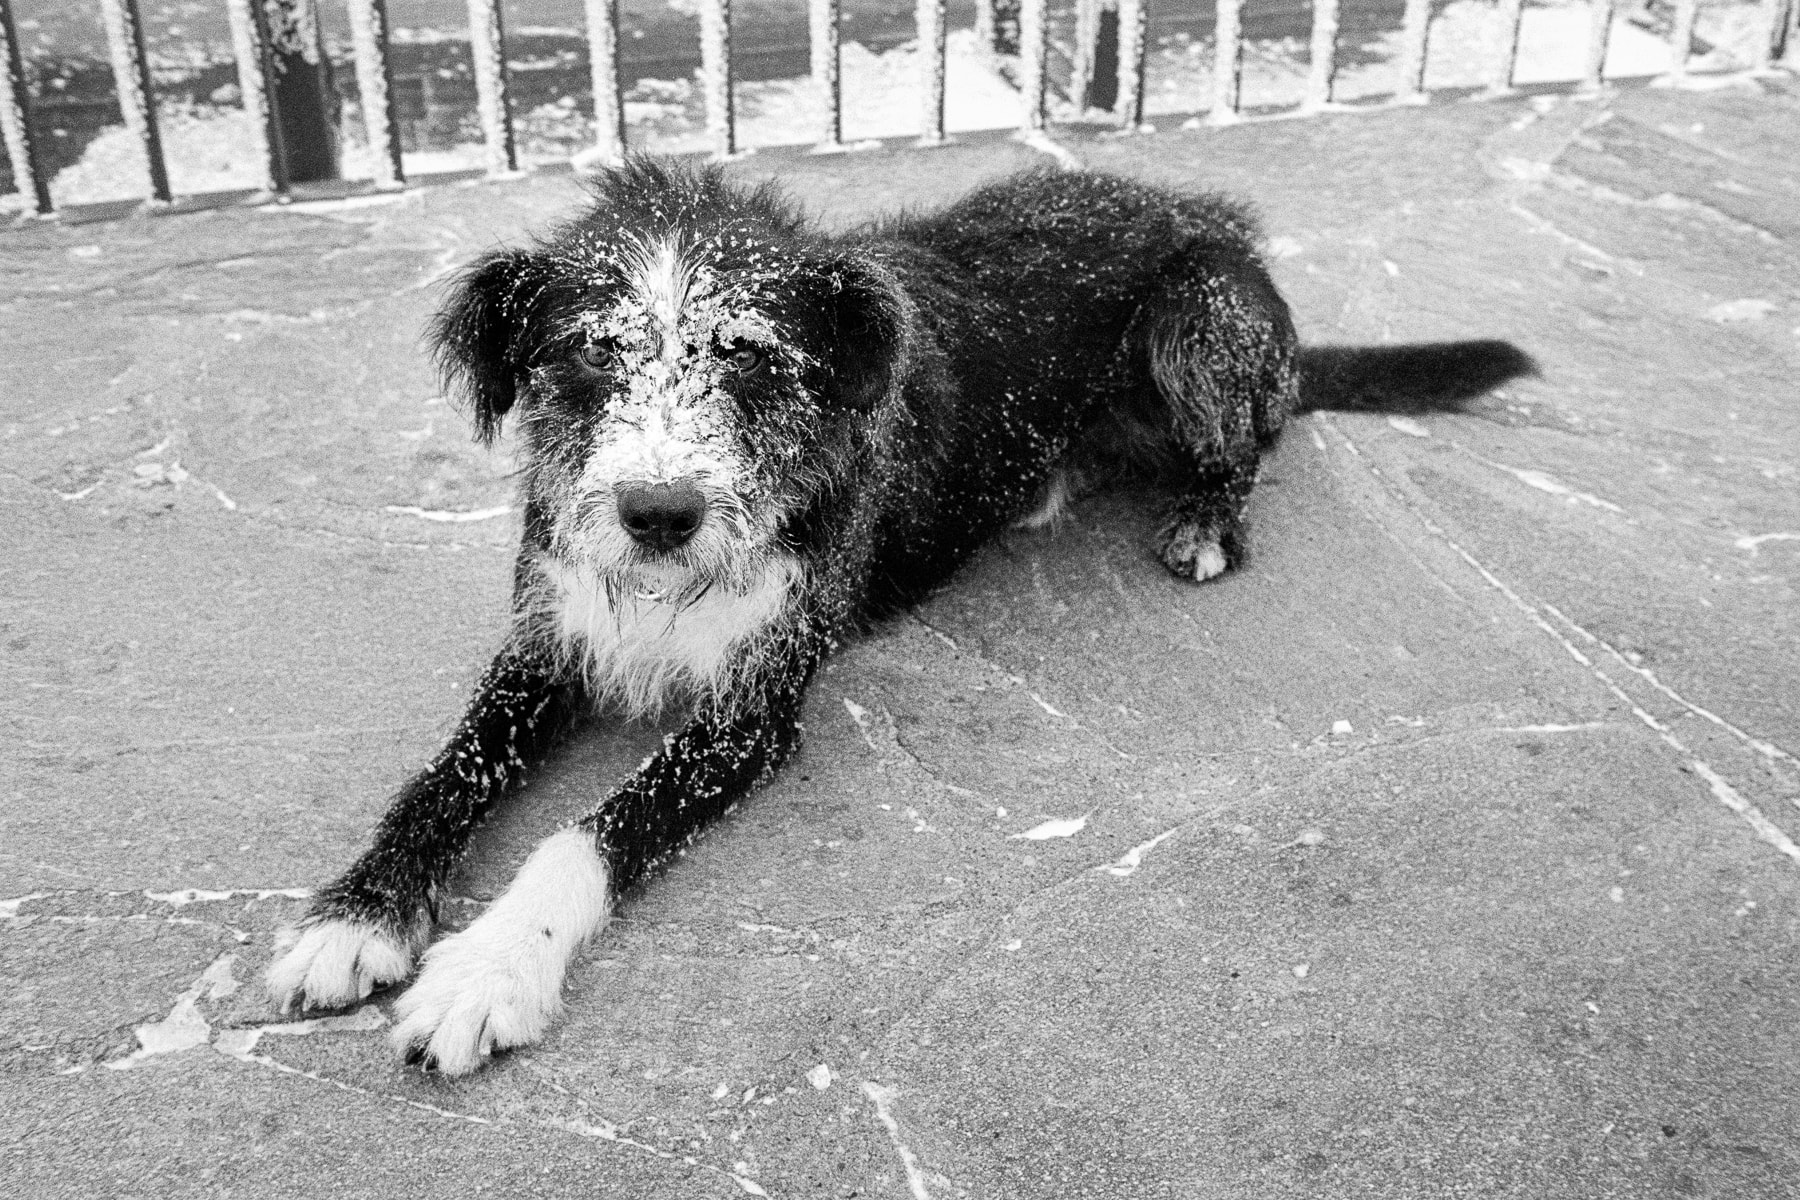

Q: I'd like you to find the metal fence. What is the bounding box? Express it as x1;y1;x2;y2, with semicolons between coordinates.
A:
1;0;1796;218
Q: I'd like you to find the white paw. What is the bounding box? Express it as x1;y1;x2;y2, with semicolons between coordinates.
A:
1188;542;1228;581
1161;525;1230;582
390;828;611;1076
265;919;418;1013
390;919;569;1075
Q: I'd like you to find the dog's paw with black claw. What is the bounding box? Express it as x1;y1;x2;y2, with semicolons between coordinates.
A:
265;918;420;1014
388;916;571;1077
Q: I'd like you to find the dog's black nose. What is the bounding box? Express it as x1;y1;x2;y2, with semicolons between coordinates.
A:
615;482;708;552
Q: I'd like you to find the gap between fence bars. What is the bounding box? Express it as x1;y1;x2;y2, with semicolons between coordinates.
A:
1;0;1797;218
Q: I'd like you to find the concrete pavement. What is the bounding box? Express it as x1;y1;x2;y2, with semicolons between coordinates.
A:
3;77;1799;1198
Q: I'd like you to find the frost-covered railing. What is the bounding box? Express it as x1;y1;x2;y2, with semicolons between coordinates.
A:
1;0;1797;217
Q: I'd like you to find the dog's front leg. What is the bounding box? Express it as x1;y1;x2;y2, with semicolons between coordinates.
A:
265;644;584;1014
390;653;816;1075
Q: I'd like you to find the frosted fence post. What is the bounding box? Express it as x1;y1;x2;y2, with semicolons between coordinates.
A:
1210;0;1243;123
223;0;285;193
1302;0;1340;110
347;0;405;187
974;0;996;52
810;0;841;147
1490;0;1525;92
584;0;625;162
1019;0;1048;131
1666;0;1699;80
1117;0;1147;129
1751;0;1786;68
466;0;518;173
0;0;51;214
96;0;172;203
1394;0;1431;102
700;0;736;157
255;1;340;182
918;0;947;143
1072;0;1098;111
1580;0;1617;92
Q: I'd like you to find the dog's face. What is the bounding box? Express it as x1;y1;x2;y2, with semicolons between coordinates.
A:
433;164;906;608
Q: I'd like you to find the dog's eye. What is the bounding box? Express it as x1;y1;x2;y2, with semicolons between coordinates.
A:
720;342;764;373
576;339;615;372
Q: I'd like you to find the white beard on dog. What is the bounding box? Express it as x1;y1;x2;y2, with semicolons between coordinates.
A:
532;553;802;719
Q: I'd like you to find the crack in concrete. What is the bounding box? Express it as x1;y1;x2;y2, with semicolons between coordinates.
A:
3;886;312;916
1456;446;1628;514
1317;413;1800;865
860;1082;935;1200
54;942;774;1194
905;614;1136;761
526;1068;770;1196
1735;532;1800;556
1544;162;1786;244
1507;198;1647;274
106;952;244;1071
37;912;252;939
839;697;973;834
102;727;427;757
1313;426;1478;609
1539;601;1800;797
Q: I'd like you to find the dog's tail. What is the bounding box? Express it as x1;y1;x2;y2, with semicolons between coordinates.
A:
1295;341;1536;414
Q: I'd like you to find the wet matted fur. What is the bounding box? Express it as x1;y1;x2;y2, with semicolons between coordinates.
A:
266;158;1534;1074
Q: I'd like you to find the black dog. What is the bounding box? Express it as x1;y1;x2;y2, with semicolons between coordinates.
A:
266;159;1532;1074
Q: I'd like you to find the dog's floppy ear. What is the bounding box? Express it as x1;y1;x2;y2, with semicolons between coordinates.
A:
430;248;549;444
821;252;911;408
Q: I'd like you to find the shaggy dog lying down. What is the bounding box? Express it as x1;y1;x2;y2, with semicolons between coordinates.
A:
267;159;1532;1074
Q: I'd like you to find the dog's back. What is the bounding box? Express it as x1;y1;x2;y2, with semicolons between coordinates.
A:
856;170;1297;607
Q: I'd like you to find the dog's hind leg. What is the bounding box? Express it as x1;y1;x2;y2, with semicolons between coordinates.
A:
388;646;817;1075
265;642;584;1014
1128;247;1300;582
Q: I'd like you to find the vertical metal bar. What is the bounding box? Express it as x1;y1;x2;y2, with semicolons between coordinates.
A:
917;0;947;144
1667;0;1699;80
700;0;735;157
225;0;285;193
1303;0;1340;110
288;0;339;180
466;0;518;173
0;0;51;214
1019;0;1048;131
1782;0;1800;67
810;0;841;147
1394;0;1431;102
1490;0;1526;92
1071;0;1099;112
1117;0;1147;129
1210;0;1243;122
584;0;625;163
96;0;171;202
1581;0;1617;90
974;0;996;54
1752;0;1786;68
348;0;405;187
